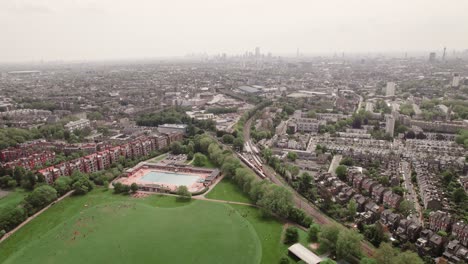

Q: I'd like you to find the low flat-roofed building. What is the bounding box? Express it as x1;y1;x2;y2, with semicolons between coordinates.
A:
64;118;90;132
288;243;322;264
157;124;187;135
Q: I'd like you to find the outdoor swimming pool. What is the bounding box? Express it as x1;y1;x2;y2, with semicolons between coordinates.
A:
138;171;201;186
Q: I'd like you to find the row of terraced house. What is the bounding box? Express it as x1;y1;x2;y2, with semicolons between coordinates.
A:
1;141;110;170
316;165;403;225
38;132;183;183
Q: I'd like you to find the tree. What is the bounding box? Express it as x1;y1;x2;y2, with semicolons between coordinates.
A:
298;172;314;198
193;153;207;167
405;131;416;139
340;157;354;166
416;132;427;140
283;105;295;115
113;182;123;193
130;183;138;193
257;185;293;217
392;186;405;196
21;171;37;190
176;185;192;200
335;165;347;181
222;134;235;144
307;110;316;118
221;157;241;179
453;188;466;204
72;175;93;195
364;223;386;247
287;151;298;162
24;185;57;215
6;179;17;189
352;115;362;128
284;226;299;244
233;138;244;152
103;180;109;191
120;184;131;193
308;223;320;242
319;224;342;253
53;176;72;195
0;205;27;232
287;207;312;227
347;200;357;220
288;165;300;178
336;228;363;261
320;259;336;264
398;200;414;217
170;141;185;155
374;242;397;264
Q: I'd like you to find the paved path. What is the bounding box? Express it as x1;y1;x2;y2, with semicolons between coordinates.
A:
0;190;74;243
328;155;343;176
200;174;224;197
195;196;256;207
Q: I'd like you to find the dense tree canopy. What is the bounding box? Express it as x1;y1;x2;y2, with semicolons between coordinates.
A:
24;185;57;215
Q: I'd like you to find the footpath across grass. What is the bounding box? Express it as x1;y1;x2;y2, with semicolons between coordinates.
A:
0;189;286;264
206;178;252;204
0;177;313;264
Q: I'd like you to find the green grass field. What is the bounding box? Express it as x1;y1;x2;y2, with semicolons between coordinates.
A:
206;178;252;203
0;188;28;211
197;158;216;168
0;191;262;264
0;179;311;264
146;153;167;163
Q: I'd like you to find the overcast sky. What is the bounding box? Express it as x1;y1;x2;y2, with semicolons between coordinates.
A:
1;0;467;62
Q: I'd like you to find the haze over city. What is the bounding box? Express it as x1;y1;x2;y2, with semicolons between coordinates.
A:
1;1;468;264
1;0;468;62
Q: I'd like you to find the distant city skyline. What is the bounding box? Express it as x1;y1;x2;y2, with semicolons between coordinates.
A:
1;0;468;62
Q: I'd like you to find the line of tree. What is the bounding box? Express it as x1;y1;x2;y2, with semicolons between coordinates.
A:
0;170;95;237
205;107;238;114
193;134;312;227
136;107;192;127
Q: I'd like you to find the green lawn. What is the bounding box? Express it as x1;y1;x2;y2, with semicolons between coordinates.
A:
0;178;315;264
146;153;167;163
206;178;252;204
199;158;216;168
230;205;310;263
187;155;216;168
0;190;287;264
0;188;28;211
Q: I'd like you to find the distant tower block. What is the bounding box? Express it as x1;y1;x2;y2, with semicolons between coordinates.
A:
452;73;461;87
386;82;395;97
429;52;436;62
442;47;447;61
255;47;260;57
385;115;395;137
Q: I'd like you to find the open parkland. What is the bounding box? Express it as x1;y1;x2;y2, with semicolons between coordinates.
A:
0;153;313;264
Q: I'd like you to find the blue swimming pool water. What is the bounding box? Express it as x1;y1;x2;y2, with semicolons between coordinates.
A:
138;171;200;186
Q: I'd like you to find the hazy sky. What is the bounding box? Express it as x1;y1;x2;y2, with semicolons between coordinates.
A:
1;0;467;62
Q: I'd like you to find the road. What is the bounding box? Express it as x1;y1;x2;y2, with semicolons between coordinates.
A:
400;161;423;226
356;94;364;113
241;116;374;256
328;155;343;176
